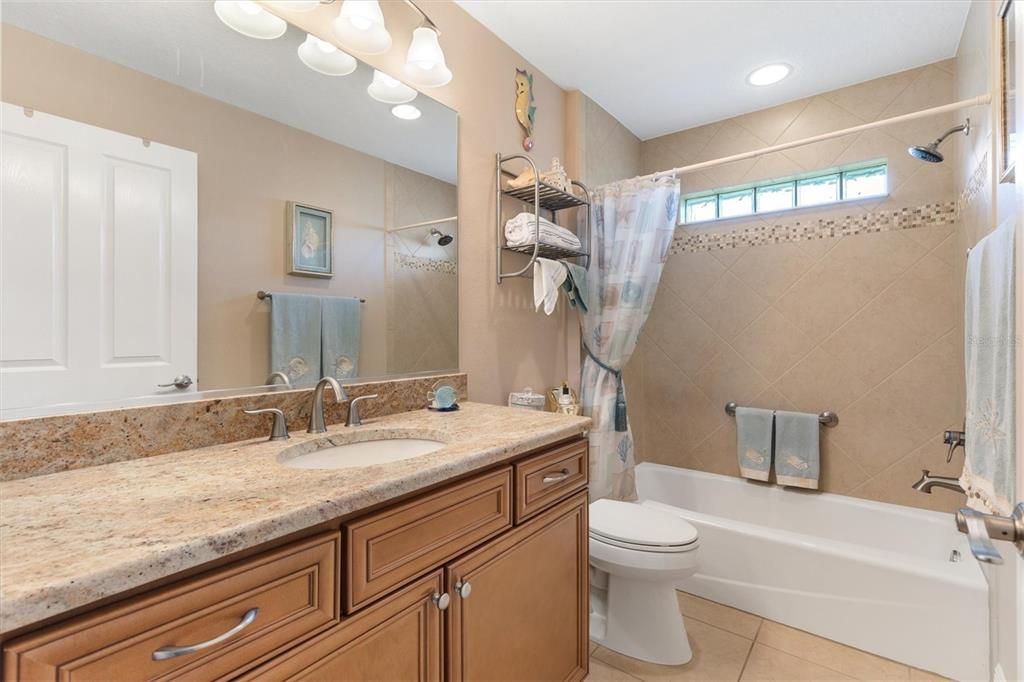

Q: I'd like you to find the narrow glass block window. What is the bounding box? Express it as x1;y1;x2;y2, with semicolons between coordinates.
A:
796;173;840;207
755;181;795;212
685;195;717;223
842;165;887;199
718;188;755;218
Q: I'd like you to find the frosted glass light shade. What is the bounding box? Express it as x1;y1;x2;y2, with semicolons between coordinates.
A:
298;34;357;76
214;1;287;40
402;27;451;87
267;0;320;11
332;0;392;54
392;104;422;120
367;70;417;104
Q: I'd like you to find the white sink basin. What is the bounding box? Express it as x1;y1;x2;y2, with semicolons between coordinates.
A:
278;432;446;470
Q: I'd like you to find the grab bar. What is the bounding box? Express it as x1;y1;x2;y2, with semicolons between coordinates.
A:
724;402;838;427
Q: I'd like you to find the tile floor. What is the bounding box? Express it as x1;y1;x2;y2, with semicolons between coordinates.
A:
586;591;950;682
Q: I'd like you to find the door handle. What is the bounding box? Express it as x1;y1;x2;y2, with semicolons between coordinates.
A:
955;503;1024;564
542;469;571;484
152;608;258;660
158;374;193;389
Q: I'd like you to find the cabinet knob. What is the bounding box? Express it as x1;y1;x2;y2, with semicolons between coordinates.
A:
432;592;451;610
455;579;472;599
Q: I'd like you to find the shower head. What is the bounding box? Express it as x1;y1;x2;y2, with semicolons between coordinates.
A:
430;228;454;246
907;118;970;163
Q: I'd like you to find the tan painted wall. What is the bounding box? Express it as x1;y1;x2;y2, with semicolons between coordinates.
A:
617;61;967;512
1;24;459;391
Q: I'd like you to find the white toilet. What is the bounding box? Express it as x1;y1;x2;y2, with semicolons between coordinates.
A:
588;499;700;665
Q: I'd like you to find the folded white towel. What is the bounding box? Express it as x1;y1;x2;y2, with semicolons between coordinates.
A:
504;212;582;250
961;217;1016;514
533;258;567;315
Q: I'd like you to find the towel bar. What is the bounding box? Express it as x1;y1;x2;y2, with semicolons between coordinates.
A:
725;401;838;427
257;290;365;303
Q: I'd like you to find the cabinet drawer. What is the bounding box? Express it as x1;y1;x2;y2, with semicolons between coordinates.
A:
3;532;340;681
514;439;588;522
345;467;512;611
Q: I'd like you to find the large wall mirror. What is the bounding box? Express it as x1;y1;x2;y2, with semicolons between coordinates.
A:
1;1;459;418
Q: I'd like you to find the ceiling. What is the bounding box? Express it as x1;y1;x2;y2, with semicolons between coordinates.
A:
2;1;457;182
456;0;971;140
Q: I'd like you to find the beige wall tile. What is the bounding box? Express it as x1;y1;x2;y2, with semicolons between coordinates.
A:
693;346;769;413
593;619;753;682
731;307;817;383
730;243;819;303
646;291;722;380
822;68;919;122
756;621;909;680
690;273;770;341
677;591;762;640
741;644;854;681
732;98;811;146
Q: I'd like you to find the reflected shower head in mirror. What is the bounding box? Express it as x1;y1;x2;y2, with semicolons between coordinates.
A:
430;228;454;246
908;118;970;163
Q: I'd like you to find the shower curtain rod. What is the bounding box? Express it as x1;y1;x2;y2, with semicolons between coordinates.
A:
637;94;992;181
390;216;459;232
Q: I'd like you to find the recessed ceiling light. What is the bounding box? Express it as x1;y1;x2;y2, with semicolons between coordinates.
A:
391;104;422;120
747;63;791;87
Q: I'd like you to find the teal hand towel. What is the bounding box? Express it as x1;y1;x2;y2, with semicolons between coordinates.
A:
321;296;361;381
736;407;773;481
774;410;820;489
561;261;589;312
270;293;321;388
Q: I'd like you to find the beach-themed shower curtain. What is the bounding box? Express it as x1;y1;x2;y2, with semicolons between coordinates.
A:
580;175;679;501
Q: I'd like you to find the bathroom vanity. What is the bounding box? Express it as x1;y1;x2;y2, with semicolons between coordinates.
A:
0;404;591;681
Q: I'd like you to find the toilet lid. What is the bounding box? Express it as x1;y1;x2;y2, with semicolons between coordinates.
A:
589;499;698;549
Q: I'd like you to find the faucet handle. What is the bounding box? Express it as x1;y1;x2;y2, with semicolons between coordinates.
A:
243;408;290;441
347;394;379;427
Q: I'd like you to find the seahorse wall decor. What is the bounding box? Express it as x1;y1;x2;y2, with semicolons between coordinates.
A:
514;68;536;151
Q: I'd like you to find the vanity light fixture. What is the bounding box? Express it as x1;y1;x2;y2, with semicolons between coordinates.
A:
213;0;287;40
402;25;452;88
332;0;392;55
266;0;320;11
298;33;357;76
391;104;422;120
747;63;792;86
368;70;418;104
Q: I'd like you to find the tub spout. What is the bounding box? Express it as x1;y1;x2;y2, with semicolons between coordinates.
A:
912;469;965;494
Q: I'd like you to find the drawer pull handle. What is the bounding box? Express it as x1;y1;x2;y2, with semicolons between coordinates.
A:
152;608;259;661
542;469;571;484
432;592;451;610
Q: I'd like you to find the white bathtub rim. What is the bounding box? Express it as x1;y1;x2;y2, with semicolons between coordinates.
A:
641;499;984;592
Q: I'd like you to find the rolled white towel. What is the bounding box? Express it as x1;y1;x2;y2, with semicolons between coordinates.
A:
504;212;582;250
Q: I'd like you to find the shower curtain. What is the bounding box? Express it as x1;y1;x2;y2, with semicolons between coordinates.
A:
580;174;680;501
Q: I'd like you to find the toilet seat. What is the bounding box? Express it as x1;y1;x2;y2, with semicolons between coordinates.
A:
589;499;698;553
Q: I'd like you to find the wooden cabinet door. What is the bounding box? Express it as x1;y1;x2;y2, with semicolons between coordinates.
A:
239;570;444;682
447;492;588;682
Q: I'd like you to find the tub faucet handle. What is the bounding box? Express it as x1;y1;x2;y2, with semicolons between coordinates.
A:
955;504;1024;565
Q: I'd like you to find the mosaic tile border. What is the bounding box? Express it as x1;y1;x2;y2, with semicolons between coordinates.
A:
395;252;457;275
669;200;959;254
959;151;989;211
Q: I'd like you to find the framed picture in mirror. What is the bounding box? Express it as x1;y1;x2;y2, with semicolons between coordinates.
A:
288;201;334;278
1000;0;1017;182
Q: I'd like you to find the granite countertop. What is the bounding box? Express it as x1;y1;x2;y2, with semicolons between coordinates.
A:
0;402;590;634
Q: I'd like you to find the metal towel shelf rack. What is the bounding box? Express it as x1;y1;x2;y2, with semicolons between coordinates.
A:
724;401;839;427
257;290;366;303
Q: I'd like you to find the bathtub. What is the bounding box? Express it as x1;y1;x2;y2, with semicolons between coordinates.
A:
635;463;988;681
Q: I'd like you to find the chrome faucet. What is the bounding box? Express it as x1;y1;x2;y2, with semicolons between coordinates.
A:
912;469;965;494
308;377;347;434
346;394;379;427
